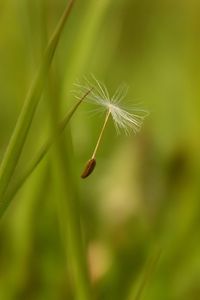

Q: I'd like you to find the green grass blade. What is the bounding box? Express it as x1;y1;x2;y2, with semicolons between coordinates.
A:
131;248;162;300
0;0;75;216
3;88;92;212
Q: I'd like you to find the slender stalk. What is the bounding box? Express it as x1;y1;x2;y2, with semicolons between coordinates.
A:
0;0;75;216
92;110;111;159
81;109;111;179
132;248;162;300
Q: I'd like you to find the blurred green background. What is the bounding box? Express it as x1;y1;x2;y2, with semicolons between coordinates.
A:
0;0;200;299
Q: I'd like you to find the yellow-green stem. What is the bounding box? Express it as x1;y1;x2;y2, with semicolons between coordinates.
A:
92;109;111;159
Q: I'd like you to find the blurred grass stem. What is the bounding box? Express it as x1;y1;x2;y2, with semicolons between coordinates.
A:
133;248;162;300
47;90;92;299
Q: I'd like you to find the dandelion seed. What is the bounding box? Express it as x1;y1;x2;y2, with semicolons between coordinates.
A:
81;158;96;178
75;76;148;179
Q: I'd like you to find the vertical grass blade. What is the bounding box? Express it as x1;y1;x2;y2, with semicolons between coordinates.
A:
132;248;162;300
46;74;92;299
0;0;75;216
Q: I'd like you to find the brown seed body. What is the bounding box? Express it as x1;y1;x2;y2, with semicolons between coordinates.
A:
81;158;96;179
